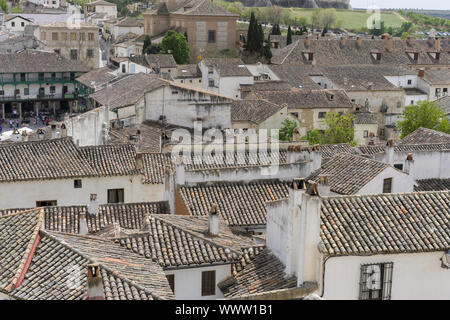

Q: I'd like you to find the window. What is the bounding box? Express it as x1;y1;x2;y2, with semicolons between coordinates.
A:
15;89;20;95
363;130;368;138
41;32;46;40
36;200;57;207
61;32;68;40
50;86;55;93
80;33;85;41
201;271;216;296
88;33;94;41
209;80;214;87
70;72;75;80
70;32;77;40
63;86;68;94
308;53;314;61
359;262;393;300
166;274;175;293
122;64;126;73
107;188;124;203
394;164;403;170
0;90;4;96
383;178;392;193
444;88;448;95
208;30;216;43
70;49;78;60
24;88;29;95
435;88;441;98
87;49;93;58
52;32;58;41
11;22;15;27
21;22;24;27
54;49;60;54
74;179;82;188
407;79;412;85
410;100;414;105
375;53;381;60
172;91;178;95
318;112;326;119
20;73;26;81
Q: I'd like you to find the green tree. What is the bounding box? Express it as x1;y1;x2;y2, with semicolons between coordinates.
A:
397;100;450;138
246;12;258;52
320;8;337;30
263;35;272;62
271;23;281;35
279;118;298;141
368;20;386;36
161;30;189;64
302;129;323;145
286;25;292;45
321;113;356;145
143;35;152;54
0;0;8;13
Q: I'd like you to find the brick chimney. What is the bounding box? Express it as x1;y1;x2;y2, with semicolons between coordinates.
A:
434;37;441;51
79;211;88;235
406;36;414;46
208;203;219;237
86;263;104;300
21;130;28;142
61;123;67;137
87;194;98;215
385;36;393;52
385;139;394;165
317;175;330;197
339;36;346;48
142;214;151;231
418;68;425;78
356;36;362;47
404;153;414;176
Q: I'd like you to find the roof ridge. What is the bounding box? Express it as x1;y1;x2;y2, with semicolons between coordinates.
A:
324;189;450;200
5;208;45;292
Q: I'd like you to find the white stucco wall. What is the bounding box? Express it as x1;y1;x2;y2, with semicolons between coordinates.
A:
5;17;31;33
357;166;414;195
165;264;231;300
0;176;164;209
322;251;450;300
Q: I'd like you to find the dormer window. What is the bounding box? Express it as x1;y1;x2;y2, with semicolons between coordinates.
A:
407;52;419;61
371;52;382;60
428;52;440;60
302;52;314;61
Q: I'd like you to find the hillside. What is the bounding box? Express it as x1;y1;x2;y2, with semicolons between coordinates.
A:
228;0;351;9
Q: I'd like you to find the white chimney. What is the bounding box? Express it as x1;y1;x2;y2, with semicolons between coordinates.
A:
311;145;322;172
86;263;104;300
175;161;185;186
385;139;394;165
208;203;219;237
113;221;121;238
87;194;98;215
142;214;151;231
135;152;143;170
61;123;67;137
21;130;29;142
404;153;414;176
79;211;88;235
317;175;330;197
51;124;57;139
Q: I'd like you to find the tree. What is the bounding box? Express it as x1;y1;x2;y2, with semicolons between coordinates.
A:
271;24;281;35
266;5;283;24
143;35;152;54
302;129;323;145
368;20;386;36
161;30;189;64
0;0;8;13
286;25;292;45
279;119;298;141
246;12;264;55
321;113;356;145
397;100;450;138
320;8;337;30
263;35;272;62
184;31;188;42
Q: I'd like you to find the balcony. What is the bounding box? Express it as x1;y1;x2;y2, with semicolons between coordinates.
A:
0;77;76;85
0;93;78;102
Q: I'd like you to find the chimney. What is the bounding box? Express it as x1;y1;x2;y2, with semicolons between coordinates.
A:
305;36;311;48
317;175;330;197
21;130;28;142
404;153;414;176
385;36;393;52
175;160;185;186
385;139;394;165
79;211;88;235
292;128;301;142
142;214;151;231
135;152;143;170
356;36;362;47
87;194;98;215
311;145;322;172
51;124;57;139
61;123;67;137
113;221;121;238
434;37;440;51
12;128;20;142
406;36;414;45
339;36;346;48
418;68;425;78
86;263;104;300
287;145;302;163
37;128;45;140
208;203;219;237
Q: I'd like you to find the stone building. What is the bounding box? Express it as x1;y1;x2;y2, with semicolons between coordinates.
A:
143;0;238;51
84;0;118;19
39;21;100;69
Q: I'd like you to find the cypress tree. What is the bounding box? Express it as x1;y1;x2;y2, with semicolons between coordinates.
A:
263;35;272;62
246;12;257;52
257;23;264;54
286;25;292;45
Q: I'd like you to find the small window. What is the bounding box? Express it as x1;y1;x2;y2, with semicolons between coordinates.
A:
393;164;403;170
61;32;68;40
20;73;26;81
52;32;58;41
201;270;216;296
24;88;29;95
308;53;314;61
54;49;60;54
359;262;393;300
383;178;392;193
363;130;368;138
21;22;24;27
410;100;414;105
70;32;77;40
108;188;124;203
318;112;326;119
36;200;57;207
166;274;175;293
41;32;46;40
209;80;214;87
15;89;20;95
407;79;412;85
70;72;75;80
50;86;55;93
0;90;4;96
172;91;178;95
122;64;126;73
376;53;381;61
11;22;15;27
87;49;93;58
208;30;216;43
80;33;85;41
74;179;82;188
88;33;94;41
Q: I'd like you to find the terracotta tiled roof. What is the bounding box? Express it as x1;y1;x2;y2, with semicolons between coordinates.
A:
202;58;252;77
354;111;378;124
435;96;450;115
0;202;170;234
179;181;290;226
320;191;450;256
171;0;238;16
399;127;450;145
0;209;173;300
0;50;89;73
414;179;450;191
218;248;297;298
231;99;285;124
0;138;97;183
422;69;450;85
76;66;117;89
130;54;177;69
142;153;172;184
307;153;391;195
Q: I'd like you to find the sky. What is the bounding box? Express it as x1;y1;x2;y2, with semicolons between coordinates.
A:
351;0;449;10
